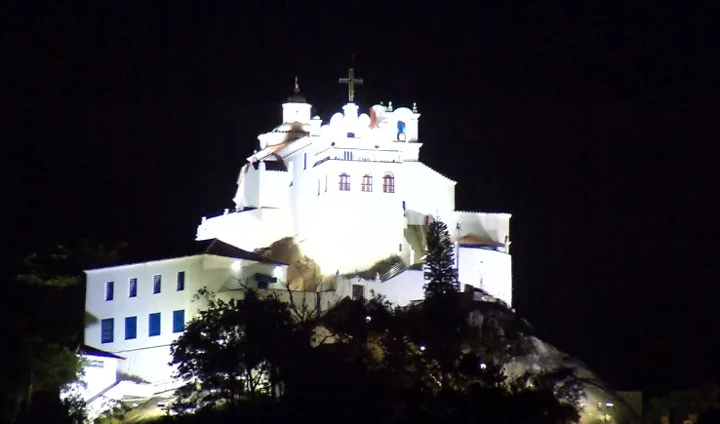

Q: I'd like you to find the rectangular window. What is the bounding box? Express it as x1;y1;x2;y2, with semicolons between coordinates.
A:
173;310;185;333
382;174;395;193
317;178;320;196
352;284;364;301
361;175;373;192
153;275;161;294
149;312;161;337
399;243;403;252
128;278;137;297
101;318;114;344
339;173;350;191
303;153;307;170
125;316;137;340
105;281;114;301
177;271;185;291
325;174;327;192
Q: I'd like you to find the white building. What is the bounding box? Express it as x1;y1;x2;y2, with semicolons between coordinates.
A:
81;71;513;395
196;71;512;300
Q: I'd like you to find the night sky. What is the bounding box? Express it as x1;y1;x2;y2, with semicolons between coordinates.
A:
5;3;715;395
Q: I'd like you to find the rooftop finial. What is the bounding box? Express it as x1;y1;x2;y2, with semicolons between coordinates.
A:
294;76;300;93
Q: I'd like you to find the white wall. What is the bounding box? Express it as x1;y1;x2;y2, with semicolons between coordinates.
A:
197;208;294;252
78;354;120;400
457;247;513;306
85;254;289;384
85;256;202;383
335;271;427;307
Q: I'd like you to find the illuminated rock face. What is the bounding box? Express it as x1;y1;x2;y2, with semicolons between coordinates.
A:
197;89;513;305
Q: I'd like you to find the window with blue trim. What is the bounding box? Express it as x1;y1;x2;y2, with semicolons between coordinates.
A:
382;173;395;193
254;274;277;290
101;318;114;343
105;281;114;301
125;316;137;340
339;173;350;191
153;275;161;294
177;271;185;291
149;312;161;337
173;310;185;333
128;278;137;297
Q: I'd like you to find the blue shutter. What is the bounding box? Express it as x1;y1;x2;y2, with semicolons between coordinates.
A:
177;271;185;291
125;316;137;340
173;310;185;333
153;275;162;294
105;281;114;301
129;278;137;297
101;318;114;343
149;313;161;336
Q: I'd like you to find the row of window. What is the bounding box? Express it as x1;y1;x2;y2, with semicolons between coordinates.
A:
338;173;395;193
100;310;185;343
105;271;185;301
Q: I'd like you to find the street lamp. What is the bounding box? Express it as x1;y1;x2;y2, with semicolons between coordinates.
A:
598;401;614;423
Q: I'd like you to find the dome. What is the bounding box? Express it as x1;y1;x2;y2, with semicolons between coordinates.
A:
286;92;307;103
286;76;307;103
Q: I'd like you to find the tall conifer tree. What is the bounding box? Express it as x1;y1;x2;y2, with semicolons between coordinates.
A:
423;219;459;297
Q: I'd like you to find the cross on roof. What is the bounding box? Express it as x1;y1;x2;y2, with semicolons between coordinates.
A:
339;68;363;103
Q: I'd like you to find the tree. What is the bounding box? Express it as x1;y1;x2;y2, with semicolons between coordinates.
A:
423;219;459;297
169;284;581;424
1;240;126;423
170;288;297;412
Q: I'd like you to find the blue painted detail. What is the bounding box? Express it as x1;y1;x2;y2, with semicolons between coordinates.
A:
397;120;406;134
177;271;185;291
153;275;161;294
101;318;114;343
149;312;161;337
173;310;185;333
129;278;137;297
125;316;137;340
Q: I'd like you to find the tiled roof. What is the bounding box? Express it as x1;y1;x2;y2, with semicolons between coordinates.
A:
198;239;287;265
456;234;505;247
85;239;286;272
79;344;125;360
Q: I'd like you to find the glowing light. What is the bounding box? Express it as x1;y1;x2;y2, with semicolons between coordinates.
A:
231;261;241;272
480;362;487;370
365;315;371;322
605;402;614;407
273;265;284;279
419;344;426;351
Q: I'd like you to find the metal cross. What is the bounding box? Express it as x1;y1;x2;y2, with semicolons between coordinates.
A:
339;68;363;103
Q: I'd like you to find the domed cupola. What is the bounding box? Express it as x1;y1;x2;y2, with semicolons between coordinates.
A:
282;76;312;124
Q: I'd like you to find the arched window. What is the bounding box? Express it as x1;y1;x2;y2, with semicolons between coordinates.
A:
382;173;395;193
339;173;351;191
361;174;373;192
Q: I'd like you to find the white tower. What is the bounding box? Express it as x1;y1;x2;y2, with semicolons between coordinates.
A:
282;77;312;124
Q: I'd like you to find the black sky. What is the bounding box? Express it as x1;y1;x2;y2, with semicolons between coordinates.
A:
5;2;716;395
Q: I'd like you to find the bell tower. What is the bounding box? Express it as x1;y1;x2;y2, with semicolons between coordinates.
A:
282;76;312;124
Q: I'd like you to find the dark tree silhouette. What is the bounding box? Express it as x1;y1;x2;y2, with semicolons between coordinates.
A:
423;219;459;297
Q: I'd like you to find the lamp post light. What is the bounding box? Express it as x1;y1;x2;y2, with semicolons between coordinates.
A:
599;401;614;424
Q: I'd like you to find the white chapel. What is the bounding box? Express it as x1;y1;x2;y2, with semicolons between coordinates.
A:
80;70;513;406
195;70;512;300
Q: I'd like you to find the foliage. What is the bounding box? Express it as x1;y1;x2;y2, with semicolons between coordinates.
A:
170;287;298;412
423;219;459;297
1;240;127;423
342;255;404;280
644;384;720;424
169;281;582;424
118;371;150;384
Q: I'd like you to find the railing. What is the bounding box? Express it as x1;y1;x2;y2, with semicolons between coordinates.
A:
380;262;408;282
